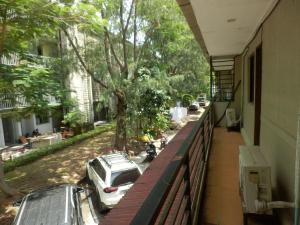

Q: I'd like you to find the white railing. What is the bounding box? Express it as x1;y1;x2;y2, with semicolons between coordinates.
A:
46;95;61;106
0;53;19;65
0;94;60;110
1;53;55;66
0;94;29;110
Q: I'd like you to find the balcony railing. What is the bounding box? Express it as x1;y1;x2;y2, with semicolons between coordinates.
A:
0;94;60;111
0;53;19;65
102;104;214;225
0;94;29;110
0;53;55;66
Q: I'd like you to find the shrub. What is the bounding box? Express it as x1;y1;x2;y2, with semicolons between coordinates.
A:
181;94;194;107
4;123;115;173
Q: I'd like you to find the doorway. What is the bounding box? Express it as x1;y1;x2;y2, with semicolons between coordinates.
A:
2;117;15;145
254;45;262;145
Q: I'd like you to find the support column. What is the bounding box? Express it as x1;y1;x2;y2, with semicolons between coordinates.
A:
15;120;22;137
210;56;213;101
0;118;5;147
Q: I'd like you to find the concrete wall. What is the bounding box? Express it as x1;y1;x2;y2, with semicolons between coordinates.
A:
240;28;262;144
36;115;53;134
240;0;300;223
21;115;35;136
21;114;53;135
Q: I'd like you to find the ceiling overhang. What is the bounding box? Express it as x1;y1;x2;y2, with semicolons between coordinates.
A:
177;0;278;71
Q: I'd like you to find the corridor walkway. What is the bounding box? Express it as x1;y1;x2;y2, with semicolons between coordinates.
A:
201;128;244;225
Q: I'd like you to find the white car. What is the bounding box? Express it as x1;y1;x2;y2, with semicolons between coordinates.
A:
86;153;142;210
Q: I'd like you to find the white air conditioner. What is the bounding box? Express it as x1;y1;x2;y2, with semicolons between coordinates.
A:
239;145;272;214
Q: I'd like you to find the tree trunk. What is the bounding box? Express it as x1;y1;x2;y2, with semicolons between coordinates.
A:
0;161;17;196
115;95;127;151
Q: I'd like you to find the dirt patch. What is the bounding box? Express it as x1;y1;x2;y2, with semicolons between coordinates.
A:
0;130;115;225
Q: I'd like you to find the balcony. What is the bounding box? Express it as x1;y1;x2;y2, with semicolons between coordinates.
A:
0;53;55;66
100;104;278;225
0;94;60;111
0;53;19;66
0;94;29;110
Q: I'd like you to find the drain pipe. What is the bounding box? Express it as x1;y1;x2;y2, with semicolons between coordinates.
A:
255;200;295;212
294;109;300;225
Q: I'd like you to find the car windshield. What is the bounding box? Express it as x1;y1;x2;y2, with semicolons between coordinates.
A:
111;169;140;186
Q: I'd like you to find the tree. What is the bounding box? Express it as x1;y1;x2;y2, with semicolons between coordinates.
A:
56;0;210;150
56;0;168;150
0;0;64;196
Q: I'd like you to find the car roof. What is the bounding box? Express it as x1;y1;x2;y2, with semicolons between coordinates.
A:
98;153;137;172
12;184;77;225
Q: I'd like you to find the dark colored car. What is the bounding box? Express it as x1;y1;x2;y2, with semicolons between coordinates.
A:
12;184;95;225
188;102;200;111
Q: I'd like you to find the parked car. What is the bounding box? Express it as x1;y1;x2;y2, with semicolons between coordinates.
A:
12;184;97;225
86;153;142;210
197;96;206;107
189;101;200;111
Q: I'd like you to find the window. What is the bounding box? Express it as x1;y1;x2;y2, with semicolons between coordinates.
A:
249;55;255;103
111;169;140;186
36;115;49;125
92;160;106;181
37;45;43;56
213;70;234;102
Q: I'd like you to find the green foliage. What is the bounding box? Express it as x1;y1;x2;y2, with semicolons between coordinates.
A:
63;110;86;135
1;0;211;148
0;56;63;115
138;88;171;137
3;123;115;173
0;0;59;55
181;94;194;107
0;0;67;116
140;89;169;118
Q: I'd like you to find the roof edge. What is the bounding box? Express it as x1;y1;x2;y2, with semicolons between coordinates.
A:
177;0;210;61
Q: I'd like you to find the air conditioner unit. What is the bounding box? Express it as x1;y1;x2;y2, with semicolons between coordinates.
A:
239;145;272;214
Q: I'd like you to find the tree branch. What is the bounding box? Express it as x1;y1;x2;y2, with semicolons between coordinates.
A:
104;29;124;71
124;0;135;33
103;31;115;77
61;27;108;89
132;26;154;77
119;0;125;33
119;0;128;77
133;0;138;62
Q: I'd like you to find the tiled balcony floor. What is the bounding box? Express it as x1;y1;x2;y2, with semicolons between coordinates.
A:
200;128;279;225
200;128;244;225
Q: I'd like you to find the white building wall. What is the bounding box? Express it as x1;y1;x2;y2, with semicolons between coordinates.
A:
63;27;94;124
21;115;35;135
35;114;53;134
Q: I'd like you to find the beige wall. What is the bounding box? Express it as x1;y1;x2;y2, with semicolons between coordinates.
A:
232;55;242;117
241;28;262;145
241;0;300;224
